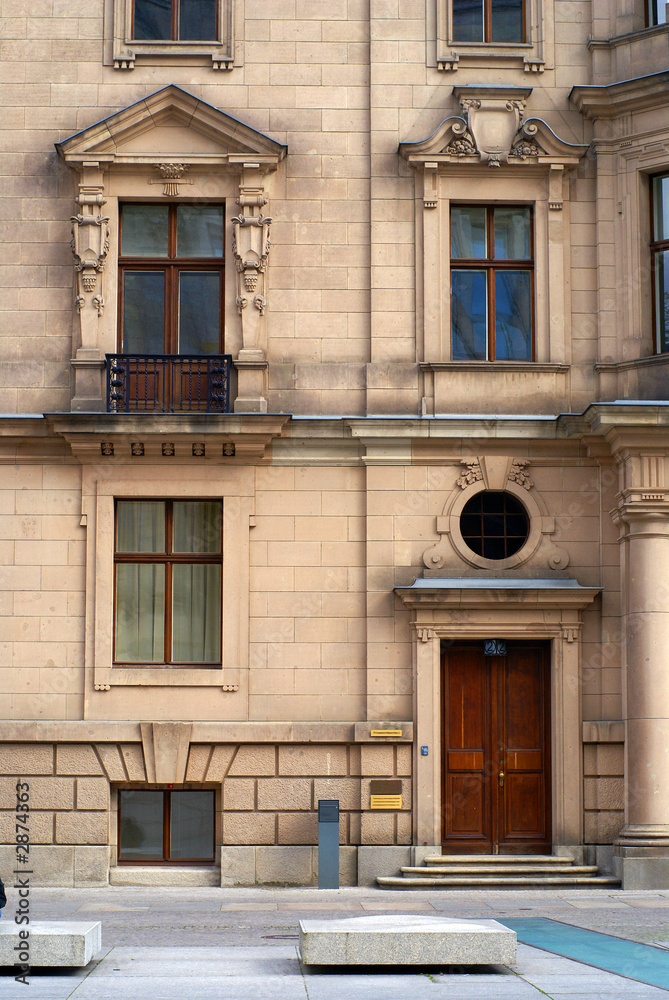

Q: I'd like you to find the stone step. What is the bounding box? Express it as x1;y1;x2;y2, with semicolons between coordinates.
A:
423;855;576;865
400;865;601;878
377;875;621;888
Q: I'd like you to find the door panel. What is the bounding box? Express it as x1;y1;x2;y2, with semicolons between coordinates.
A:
442;642;550;854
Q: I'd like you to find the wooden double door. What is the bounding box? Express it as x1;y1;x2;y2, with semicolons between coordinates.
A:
441;642;551;854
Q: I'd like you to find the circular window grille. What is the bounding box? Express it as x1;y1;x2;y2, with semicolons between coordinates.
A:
460;490;530;560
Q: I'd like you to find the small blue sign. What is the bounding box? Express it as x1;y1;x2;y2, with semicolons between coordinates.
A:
421;746;429;756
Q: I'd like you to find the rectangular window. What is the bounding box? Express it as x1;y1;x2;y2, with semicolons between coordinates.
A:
451;205;534;361
119;203;224;355
118;789;215;862
114;500;222;665
649;0;668;26
133;0;217;40
452;0;525;42
652;175;669;353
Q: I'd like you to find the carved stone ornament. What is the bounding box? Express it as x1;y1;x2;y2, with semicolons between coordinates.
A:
459;93;526;166
70;210;110;298
232;204;272;351
456;459;483;489
149;163;193;197
507;460;534;490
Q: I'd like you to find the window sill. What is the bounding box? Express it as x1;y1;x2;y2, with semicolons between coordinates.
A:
113;41;234;70
96;666;238;689
437;45;542;73
420;361;569;373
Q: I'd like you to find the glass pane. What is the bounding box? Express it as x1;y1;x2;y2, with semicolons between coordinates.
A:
116;501;165;553
494;207;531;259
122;271;165;353
178;272;220;354
178;0;217;40
176;205;224;257
653;175;669;240
650;0;667;26
119;790;164;860
452;270;487;360
655;250;669;353
172;563;221;663
491;0;524;42
452;0;483;41
495;270;532;360
173;501;221;553
121;205;169;256
451;206;486;259
170;791;214;860
115;563;165;662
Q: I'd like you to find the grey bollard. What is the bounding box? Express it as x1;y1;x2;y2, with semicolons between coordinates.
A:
317;798;340;889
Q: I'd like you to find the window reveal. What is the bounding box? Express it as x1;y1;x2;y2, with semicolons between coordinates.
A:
452;0;525;43
651;175;669;353
118;789;215;862
114;500;222;665
450;204;534;361
119;203;224;355
133;0;217;40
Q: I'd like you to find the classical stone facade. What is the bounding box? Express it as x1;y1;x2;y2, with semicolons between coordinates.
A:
1;1;668;888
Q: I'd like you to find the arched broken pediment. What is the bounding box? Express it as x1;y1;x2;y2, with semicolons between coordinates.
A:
399;86;587;169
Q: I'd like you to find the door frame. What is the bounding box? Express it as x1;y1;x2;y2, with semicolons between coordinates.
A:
394;580;600;854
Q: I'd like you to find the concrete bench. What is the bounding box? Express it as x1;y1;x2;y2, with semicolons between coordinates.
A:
299;914;516;966
0;921;101;967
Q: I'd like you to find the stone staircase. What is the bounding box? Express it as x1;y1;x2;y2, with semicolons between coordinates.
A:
377;854;621;889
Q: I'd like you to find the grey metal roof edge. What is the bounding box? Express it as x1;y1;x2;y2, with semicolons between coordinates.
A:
402;578;595;590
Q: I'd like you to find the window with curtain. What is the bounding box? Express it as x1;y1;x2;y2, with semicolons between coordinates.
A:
452;0;525;42
119;203;224;356
450;204;534;361
118;789;215;862
652;174;669;353
133;0;217;40
114;499;222;665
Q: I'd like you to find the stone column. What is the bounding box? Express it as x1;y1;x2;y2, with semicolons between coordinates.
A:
614;459;669;887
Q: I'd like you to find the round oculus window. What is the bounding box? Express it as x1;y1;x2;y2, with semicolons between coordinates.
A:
460;490;530;560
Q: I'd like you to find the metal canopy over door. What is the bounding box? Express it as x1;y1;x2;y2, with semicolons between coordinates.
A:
441;641;551;854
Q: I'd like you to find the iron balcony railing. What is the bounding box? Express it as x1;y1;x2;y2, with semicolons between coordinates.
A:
106;354;232;413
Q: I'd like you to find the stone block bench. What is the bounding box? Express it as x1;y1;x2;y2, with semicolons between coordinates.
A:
0;921;101;967
299;914;516;966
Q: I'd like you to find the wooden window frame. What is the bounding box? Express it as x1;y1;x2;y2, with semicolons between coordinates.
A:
452;0;527;44
118;203;225;355
650;173;669;353
117;788;216;865
113;499;223;667
131;0;219;41
450;204;535;362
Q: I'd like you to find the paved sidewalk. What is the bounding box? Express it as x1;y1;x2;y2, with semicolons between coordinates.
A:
1;885;669;999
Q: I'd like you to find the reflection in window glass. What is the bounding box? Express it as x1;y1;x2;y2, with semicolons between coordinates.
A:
170;791;214;859
179;272;220;355
176;205;224;258
495;271;532;360
490;0;524;42
451;205;487;259
493;207;531;260
655;250;669;353
122;272;165;354
119;791;164;859
121;205;169;257
453;0;483;41
649;0;668;26
452;270;487;360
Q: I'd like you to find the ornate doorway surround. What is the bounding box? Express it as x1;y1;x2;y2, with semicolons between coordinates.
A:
394;578;600;853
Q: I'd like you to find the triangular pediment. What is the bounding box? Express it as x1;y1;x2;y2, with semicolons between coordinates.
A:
56;85;287;168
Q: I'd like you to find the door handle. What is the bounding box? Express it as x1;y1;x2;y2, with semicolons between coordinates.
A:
498;771;505;787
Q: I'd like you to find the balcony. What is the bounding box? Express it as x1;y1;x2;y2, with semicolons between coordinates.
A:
106;355;232;413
